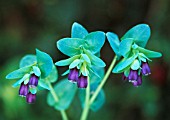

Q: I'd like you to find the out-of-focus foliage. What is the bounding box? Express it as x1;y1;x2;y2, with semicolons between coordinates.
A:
0;0;170;120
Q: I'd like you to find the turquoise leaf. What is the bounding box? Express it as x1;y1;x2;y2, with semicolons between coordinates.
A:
121;24;151;47
71;22;88;39
19;55;37;68
36;49;53;78
57;38;84;57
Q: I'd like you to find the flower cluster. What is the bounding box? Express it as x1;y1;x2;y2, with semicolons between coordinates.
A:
107;24;162;87
55;22;106;88
6;49;55;103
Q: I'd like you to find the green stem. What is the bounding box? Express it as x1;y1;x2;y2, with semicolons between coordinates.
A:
80;77;90;120
90;56;117;105
48;82;69;120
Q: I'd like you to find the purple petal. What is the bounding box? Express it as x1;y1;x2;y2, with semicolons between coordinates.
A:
19;82;29;97
26;92;36;104
128;69;138;81
77;75;88;88
68;68;79;83
141;62;151;76
29;74;39;87
122;73;128;81
132;75;142;87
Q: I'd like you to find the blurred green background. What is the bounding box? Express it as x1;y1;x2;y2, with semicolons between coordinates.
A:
0;0;170;120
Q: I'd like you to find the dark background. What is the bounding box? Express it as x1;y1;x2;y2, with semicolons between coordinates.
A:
0;0;169;120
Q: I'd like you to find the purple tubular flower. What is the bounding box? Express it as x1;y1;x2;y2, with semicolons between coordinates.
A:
141;62;151;76
132;75;142;87
77;75;88;88
29;74;39;87
68;68;79;83
26;92;36;104
128;69;138;81
19;82;29;97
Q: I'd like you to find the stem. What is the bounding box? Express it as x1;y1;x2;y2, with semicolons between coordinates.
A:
80;77;90;120
48;82;68;120
90;56;117;105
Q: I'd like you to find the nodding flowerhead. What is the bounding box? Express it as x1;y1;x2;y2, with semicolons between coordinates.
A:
141;62;151;76
19;82;29;97
68;67;79;83
29;74;39;87
26;92;36;104
77;74;88;88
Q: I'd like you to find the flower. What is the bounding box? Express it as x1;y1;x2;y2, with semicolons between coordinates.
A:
19;82;29;97
68;67;79;83
26;92;36;104
29;74;39;87
77;75;88;88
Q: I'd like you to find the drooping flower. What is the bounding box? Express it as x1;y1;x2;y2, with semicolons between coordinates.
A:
26;92;36;104
19;82;29;97
77;75;88;88
29;74;39;87
141;62;151;76
68;67;79;83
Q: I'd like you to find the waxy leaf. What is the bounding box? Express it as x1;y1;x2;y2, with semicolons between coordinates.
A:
106;32;120;57
12;74;30;87
36;49;53;78
33;66;41;77
119;38;133;58
84;31;105;54
55;55;80;66
38;80;50;90
131;59;140;70
6;66;32;79
71;22;88;39
47;79;77;110
137;46;162;58
69;59;81;69
121;24;151;47
57;38;84;57
113;54;138;73
19;55;37;68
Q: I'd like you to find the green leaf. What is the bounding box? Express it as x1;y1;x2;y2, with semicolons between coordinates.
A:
90;89;105;111
62;69;70;76
47;79;77;110
69;59;81;69
71;22;88;39
29;87;37;94
121;24;151;47
57;38;84;57
131;59;140;70
81;54;91;64
84;50;106;67
12;74;30;87
113;54;138;73
36;49;53;78
119;38;133;58
19;55;37;68
137;46;162;58
6;66;32;79
84;31;105;54
33;66;41;77
55;55;80;66
38;80;50;90
42;65;58;83
106;32;120;56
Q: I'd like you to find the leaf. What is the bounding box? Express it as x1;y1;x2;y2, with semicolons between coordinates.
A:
84;31;105;54
62;69;70;76
57;38;84;57
12;74;30;87
19;55;37;68
89;67;105;84
81;54;91;64
71;22;88;39
36;49;53;78
106;32;120;56
137;46;162;58
33;66;41;77
119;38;133;58
42;65;58;83
90;89;105;112
69;59;81;69
47;79;77;110
131;59;140;70
121;24;151;47
6;66;32;79
38;80;50;90
55;55;80;66
113;54;138;73
84;50;106;67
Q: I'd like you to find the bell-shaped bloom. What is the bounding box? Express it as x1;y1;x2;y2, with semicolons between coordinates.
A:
141;62;151;76
77;75;88;88
128;69;138;81
68;68;79;83
19;82;29;97
132;75;142;87
29;74;39;87
26;92;36;104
